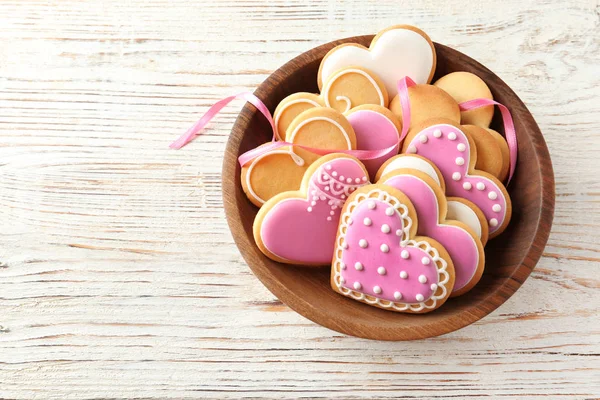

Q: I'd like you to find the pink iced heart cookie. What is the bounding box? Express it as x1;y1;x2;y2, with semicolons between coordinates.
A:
345;105;401;178
254;154;369;266
331;185;455;313
379;169;485;297
402;120;512;238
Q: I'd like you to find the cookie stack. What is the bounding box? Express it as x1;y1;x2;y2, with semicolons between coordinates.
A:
243;25;513;314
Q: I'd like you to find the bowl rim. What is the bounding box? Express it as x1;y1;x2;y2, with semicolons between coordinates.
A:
222;35;555;340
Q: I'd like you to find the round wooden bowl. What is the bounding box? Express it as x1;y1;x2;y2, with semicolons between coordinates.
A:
222;35;555;340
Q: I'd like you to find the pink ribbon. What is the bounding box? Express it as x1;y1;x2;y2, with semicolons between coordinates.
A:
458;99;517;184
169;92;276;150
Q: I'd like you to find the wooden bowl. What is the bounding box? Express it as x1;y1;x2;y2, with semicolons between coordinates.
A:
222;35;555;340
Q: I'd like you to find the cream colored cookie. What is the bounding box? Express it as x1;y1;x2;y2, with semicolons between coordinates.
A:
462;125;504;180
389;84;460;131
241;107;357;207
273;66;388;139
446;197;489;246
485;128;510;182
434;72;494;127
330;184;455;313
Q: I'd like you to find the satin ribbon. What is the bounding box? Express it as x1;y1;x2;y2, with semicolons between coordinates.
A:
458;99;517;184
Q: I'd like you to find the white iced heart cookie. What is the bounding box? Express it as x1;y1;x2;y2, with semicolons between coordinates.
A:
318;25;436;97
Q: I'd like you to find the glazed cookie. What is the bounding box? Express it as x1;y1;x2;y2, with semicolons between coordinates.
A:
485;128;510;182
379;169;485;296
375;154;489;245
389;84;460;130
273;66;388;139
241;107;357;207
331;184;455;313
345;105;401;178
433;71;494;127
254;154;369;265
462;124;504;180
401;118;512;238
318;25;436;96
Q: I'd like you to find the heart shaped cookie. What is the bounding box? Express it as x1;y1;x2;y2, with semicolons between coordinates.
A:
401;119;512;238
273;66;388;138
379;169;485;297
376;154;489;245
254;154;369;265
318;25;436;96
331;185;455;313
241;107;357;207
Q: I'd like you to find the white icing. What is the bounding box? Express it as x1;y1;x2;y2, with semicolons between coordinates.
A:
433;129;442;138
456;157;465;166
488;191;498;200
418;275;427;283
394;291;402;300
476;182;485;190
489;218;499;227
379;155;441;186
401;250;409;259
419;135;428;143
373;286;382;294
421;257;431;265
381;224;391;233
385;207;395;216
493;204;502;212
380;244;390;253
416;294;425;302
448;132;457;140
452;172;461;181
321;68;386;112
367;200;376;209
447;200;483;239
430;283;438;291
363;217;372;226
354;282;362;290
340;262;346;270
359;239;368;248
457;143;466;152
319;27;434;95
407;145;417;154
463;182;472;190
355;262;363;270
400;271;408;279
377;266;386;275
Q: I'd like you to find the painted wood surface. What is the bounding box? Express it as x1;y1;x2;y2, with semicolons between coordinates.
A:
0;0;599;398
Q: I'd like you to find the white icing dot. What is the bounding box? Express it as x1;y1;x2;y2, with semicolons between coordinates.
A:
346;178;352;183
419;135;428;143
359;239;368;248
339;176;345;181
367;201;376;210
400;271;408;279
340;262;346;270
354;262;363;271
385;207;395;216
407;145;417;154
421;257;431;265
348;218;353;225
455;157;465;166
363;217;372;226
380;244;390;253
323;175;329;181
355;178;361;184
433;129;442;138
396;229;403;237
377;266;386;275
452;172;462;181
331;205;338;210
307;207;312;212
332;171;338;177
336;184;342;190
430;283;438;291
381;224;391;233
362;176;368;182
311;201;316;206
373;285;382;294
401;250;409;259
340;277;345;284
493;204;502;212
489;218;499;227
320;195;326;201
463;182;472;190
488;191;498;200
418;275;427;284
394;291;403;300
324;186;330;191
341;194;346;199
353;282;362;290
325;165;331;170
457;143;466;152
342;242;348;249
476;182;485;191
329;211;335;216
416;294;425;302
327;216;332;221
448;132;457;140
311;190;317;196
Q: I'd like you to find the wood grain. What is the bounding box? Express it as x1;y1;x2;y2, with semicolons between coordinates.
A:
1;0;599;398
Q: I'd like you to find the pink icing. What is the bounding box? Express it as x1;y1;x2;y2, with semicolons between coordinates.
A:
383;174;480;292
346;110;400;178
407;124;508;235
340;199;438;303
260;158;368;264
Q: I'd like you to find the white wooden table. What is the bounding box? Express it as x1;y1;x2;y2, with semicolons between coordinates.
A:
1;1;599;398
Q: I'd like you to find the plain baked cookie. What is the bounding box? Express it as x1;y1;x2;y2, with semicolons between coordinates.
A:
253;154;369;266
388;84;460;130
330;184;455;313
462;124;504;180
318;25;436;96
485;128;510;182
433;71;495;128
